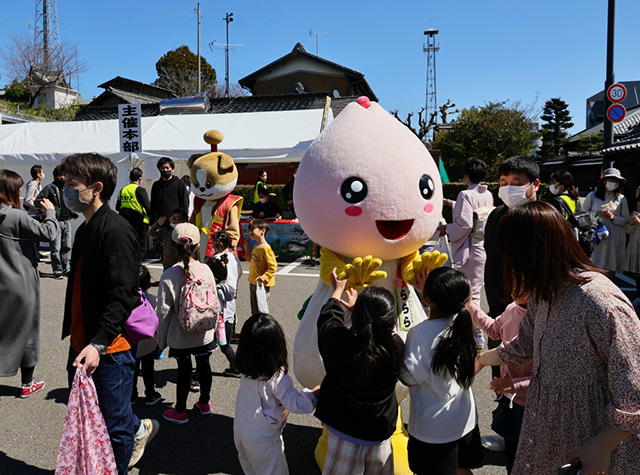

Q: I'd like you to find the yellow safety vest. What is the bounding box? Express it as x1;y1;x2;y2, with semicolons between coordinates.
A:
119;183;149;224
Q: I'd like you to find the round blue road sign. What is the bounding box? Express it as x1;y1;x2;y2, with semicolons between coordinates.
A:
607;104;626;123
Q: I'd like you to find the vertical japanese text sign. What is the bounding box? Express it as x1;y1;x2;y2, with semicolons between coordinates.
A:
118;104;142;154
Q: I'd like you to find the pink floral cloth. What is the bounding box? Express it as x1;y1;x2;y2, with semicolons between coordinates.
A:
55;368;117;475
497;271;640;474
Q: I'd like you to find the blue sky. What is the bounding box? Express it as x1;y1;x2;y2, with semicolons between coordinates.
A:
2;0;640;135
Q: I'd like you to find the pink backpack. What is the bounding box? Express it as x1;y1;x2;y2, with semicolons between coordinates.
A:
178;265;220;333
55;368;117;474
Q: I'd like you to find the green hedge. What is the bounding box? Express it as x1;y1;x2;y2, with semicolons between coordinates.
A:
237;182;551;223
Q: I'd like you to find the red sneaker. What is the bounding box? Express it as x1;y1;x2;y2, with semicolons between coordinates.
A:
163;408;188;424
194;400;211;415
20;379;45;398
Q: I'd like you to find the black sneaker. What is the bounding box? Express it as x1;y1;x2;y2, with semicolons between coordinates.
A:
145;391;163;406
223;367;241;378
189;381;200;392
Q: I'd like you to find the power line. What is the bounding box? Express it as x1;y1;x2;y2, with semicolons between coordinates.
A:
0;10;192;31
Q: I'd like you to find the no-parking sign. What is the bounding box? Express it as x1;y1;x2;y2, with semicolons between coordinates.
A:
607;103;626;123
607;83;627;103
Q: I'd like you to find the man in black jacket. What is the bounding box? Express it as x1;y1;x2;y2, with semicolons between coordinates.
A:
483;156;539;382
37;165;77;279
150;157;189;223
61;153;158;473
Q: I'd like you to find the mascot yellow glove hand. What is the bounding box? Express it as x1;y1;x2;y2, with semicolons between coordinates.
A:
402;250;449;283
343;256;386;291
319;248;386;290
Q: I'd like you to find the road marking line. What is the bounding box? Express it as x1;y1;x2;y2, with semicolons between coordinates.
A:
278;257;307;275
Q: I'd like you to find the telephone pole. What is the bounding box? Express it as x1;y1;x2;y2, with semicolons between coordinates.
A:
196;3;201;93
223;12;233;98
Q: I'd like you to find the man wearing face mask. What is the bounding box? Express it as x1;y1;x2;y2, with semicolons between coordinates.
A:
251;191;282;220
484;157;540;320
36;166;78;279
149;157;189;225
60;153;159;473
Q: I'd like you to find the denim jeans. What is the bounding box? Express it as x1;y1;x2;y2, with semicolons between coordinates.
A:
51;219;72;276
67;347;140;475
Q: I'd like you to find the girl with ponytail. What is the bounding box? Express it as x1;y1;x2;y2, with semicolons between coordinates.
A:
401;266;484;474
314;268;405;474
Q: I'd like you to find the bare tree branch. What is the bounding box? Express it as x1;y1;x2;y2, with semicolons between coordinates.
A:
0;33;86;108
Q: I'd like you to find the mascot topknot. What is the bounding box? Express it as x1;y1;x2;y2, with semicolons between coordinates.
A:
188;130;244;260
292;96;447;474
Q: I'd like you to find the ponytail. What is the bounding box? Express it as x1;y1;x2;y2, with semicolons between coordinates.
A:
350;286;404;385
424;267;477;389
430;308;477;389
175;238;199;279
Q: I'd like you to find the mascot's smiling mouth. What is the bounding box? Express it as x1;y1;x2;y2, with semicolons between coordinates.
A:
375;219;414;240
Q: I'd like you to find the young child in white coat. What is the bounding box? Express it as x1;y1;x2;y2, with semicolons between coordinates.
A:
234;313;319;475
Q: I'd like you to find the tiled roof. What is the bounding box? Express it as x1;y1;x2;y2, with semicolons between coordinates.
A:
208;92;338;114
74;103;160;121
98;76;175;96
74;93;362;121
239;43;378;102
107;87;165;104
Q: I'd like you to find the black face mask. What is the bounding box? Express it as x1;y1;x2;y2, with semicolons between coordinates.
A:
160;170;172;179
55;178;65;188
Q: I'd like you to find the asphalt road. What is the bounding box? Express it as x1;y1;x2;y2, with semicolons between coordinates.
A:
1;256;637;475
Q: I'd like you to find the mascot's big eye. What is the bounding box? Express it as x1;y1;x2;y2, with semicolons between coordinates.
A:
340;177;368;204
206;181;211;188
419;175;434;200
194;180;199;188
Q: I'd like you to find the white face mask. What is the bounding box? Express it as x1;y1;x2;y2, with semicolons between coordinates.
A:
498;184;532;208
41;173;45;180
549;183;561;195
259;198;267;204
170;222;177;228
605;181;619;191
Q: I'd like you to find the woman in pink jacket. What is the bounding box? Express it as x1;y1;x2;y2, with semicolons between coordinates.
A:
469;298;531;473
443;157;494;345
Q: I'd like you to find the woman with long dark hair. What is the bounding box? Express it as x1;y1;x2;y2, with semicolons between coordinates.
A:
476;201;640;474
0;169;57;397
402;266;483;474
582;167;629;275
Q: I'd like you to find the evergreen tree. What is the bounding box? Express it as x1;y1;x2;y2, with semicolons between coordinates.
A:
155;45;217;97
539;98;574;158
431;101;540;180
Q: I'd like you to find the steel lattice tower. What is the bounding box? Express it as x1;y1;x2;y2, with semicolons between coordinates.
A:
423;28;439;135
34;0;60;68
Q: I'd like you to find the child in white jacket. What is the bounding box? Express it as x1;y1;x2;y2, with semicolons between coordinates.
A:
234;313;319;475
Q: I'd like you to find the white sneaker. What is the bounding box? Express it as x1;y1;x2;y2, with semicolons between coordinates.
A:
129;418;159;468
481;434;506;452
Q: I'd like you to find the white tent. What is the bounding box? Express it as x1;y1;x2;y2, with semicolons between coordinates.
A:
0;108;330;210
0;108;329;165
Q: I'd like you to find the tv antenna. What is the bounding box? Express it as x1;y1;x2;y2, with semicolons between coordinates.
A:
309;29;328;56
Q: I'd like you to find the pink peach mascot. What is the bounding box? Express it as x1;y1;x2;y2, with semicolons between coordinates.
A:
293;97;447;474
